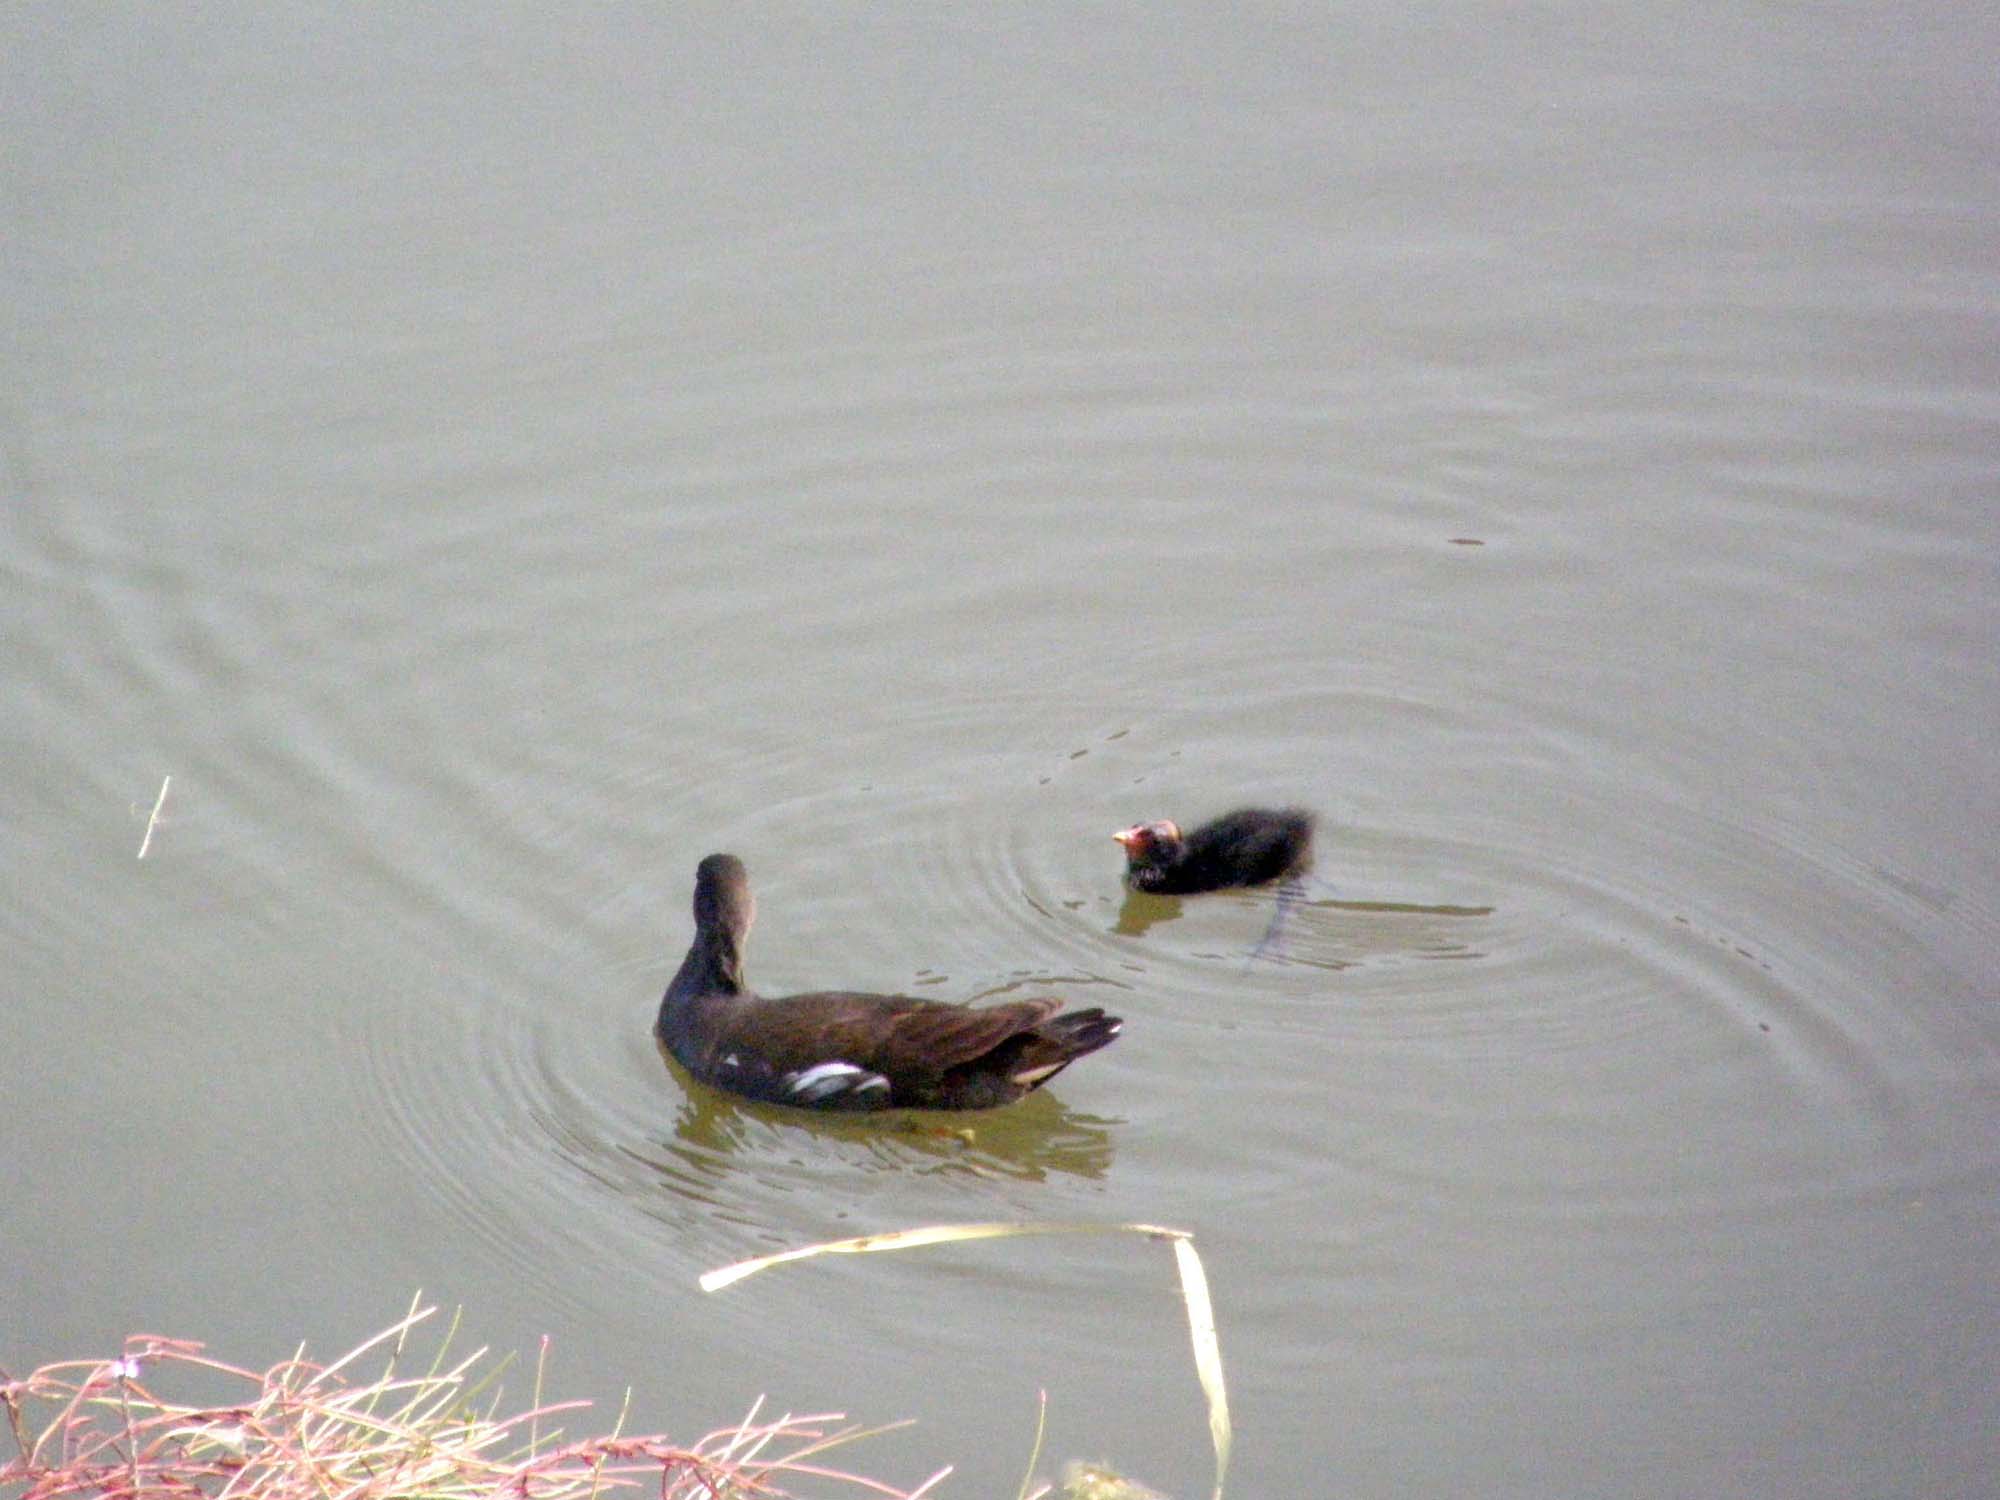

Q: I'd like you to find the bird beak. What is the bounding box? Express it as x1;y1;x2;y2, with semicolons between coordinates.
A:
1112;826;1144;851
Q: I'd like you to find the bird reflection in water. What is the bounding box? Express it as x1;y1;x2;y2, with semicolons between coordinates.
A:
654;1036;1119;1184
1113;888;1183;938
1114;885;1496;967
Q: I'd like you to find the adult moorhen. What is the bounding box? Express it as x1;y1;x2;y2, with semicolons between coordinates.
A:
656;854;1122;1111
1113;806;1316;894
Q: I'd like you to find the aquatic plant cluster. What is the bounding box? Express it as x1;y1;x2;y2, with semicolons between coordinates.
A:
0;1305;948;1500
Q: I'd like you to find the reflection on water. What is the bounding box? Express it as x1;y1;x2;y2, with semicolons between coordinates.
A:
1298;895;1498;966
1114;883;1495;969
1114;889;1183;938
1321;898;1495;920
652;1040;1119;1185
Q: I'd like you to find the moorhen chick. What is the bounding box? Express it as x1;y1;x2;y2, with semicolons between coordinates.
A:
656;854;1122;1111
1113;806;1316;894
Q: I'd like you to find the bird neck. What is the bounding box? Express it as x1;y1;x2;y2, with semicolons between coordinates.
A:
658;922;746;1055
670;922;745;1000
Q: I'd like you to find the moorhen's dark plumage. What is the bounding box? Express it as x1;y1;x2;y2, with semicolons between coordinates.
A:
1113;806;1316;894
656;854;1122;1111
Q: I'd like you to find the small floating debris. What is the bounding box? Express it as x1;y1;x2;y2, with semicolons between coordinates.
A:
136;774;172;859
1060;1459;1171;1499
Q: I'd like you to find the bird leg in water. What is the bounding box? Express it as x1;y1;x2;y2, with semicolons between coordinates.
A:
1247;876;1308;963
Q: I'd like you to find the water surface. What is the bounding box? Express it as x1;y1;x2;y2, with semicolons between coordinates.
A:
3;6;1996;1497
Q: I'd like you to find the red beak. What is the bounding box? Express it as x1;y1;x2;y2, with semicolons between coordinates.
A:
1112;826;1145;851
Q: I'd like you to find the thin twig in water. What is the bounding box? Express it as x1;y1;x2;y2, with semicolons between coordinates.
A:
136;774;172;859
